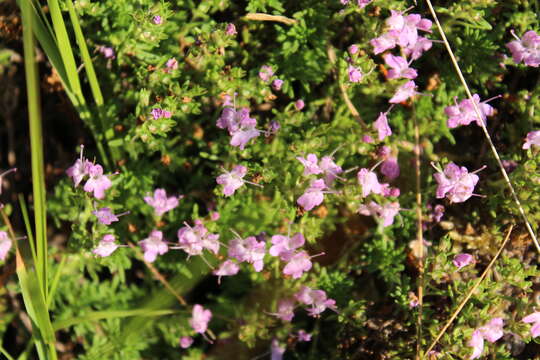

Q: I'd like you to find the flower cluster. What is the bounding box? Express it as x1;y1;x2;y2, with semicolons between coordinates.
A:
468;318;504;359
433;162;484;203
296;153;342;211
269;232;323;279
444;94;496;128
144;188;181;216
217;106;261;150
66;146;112;200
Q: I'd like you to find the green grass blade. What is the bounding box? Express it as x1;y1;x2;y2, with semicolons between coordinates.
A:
53;309;178;331
0;345;15;360
47;255;66;308
18;194;37;265
65;0;103;107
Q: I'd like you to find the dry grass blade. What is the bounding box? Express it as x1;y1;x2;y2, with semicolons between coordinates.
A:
244;13;297;25
425;225;514;356
425;0;540;254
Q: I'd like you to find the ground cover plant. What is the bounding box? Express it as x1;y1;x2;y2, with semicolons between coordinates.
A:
1;0;540;359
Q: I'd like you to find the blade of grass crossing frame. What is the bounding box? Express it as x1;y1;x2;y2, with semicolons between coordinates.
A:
18;194;37;266
47;254;66;308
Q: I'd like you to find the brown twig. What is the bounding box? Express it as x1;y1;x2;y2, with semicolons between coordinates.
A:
425;225;514;356
244;13;298;26
425;0;540;254
128;243;187;306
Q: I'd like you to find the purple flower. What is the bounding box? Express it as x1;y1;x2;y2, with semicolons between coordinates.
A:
348;65;363;83
271;339;285;360
144;188;180;216
259;65;274;82
444;94;495;128
389;81;417;103
179;336;193;349
357;0;372;8
66;146;92;187
296;154;322;176
99;46;115;59
140;230;168;262
506;30;540;67
297;179;326;211
93;234;121;257
216;165;248;196
432;204;445;222
452;253;473;269
348;44;359;54
267;120;281;136
374;112;392;141
381;157;400;180
213;260;240;284
319;156;343;186
384;54;418;79
522;312;540;338
297;330;312;342
165;58;178;72
151;108;172;120
177;223;220;256
358;201;400;227
153;15;162;25
469;318;504;358
283;250;313;279
295;99;305;110
93;207;119;225
0;231;12;261
225;23;237;35
362;134;374;143
190;304;212;334
357;168;383;197
272;79;284;90
404;36;433;60
269;298;296;322
370;32;398;54
523;130;540;149
433;162;482;203
223;108;260;149
228;235;266;272
269;232;305;261
83;164;112;200
295;286;337;317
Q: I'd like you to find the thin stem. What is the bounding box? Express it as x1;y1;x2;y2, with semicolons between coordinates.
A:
425;225;514;355
413;102;424;360
425;0;540;254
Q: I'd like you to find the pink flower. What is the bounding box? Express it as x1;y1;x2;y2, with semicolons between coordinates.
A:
381;157;400;180
374;112;392;141
259;65;274;82
362;134;374;143
370;31;398;54
319;156;343;186
506;30;540;67
348;65;363;83
296;154;322;176
469;329;484;359
444;94;495;128
66;146;91;187
153;15;162;25
357;0;372;8
295;286;337;317
225;23;237;35
384;54;418;79
348;44;359;54
523;130;540;149
93;234;121;257
432;204;445;222
358;201;400;227
228;235;266;272
297;330;312;342
144;188;180;216
99;46;115;59
0;231;12;261
272;79;284;90
297;179;326;211
83;164;112;200
269;298;296;322
151;108;172;120
140;230;168;262
522;312;540;338
217;107;261;150
357;168;383;197
213;260;240;284
469;318;504;359
269;232;305;261
92;207;119;225
404;36;433;60
283;251;313;279
165;58;178;72
452;253;473;269
389;81;417;103
177;223;220;256
189;304;212;334
271;339;285;360
433;162;482;203
216;165;248;196
295;99;305;110
179;336;193;349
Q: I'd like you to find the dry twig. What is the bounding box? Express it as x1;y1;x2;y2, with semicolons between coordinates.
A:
244;13;297;25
